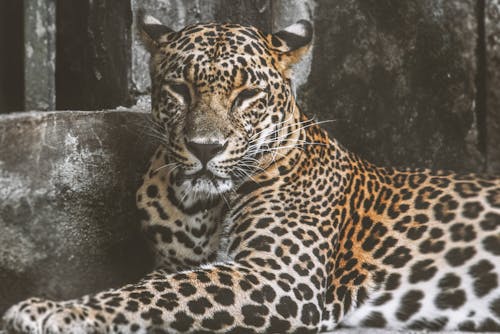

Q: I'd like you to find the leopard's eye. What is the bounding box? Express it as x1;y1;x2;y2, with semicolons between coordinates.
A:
233;88;263;110
166;82;191;105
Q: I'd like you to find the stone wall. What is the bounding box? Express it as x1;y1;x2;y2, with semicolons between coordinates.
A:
11;0;496;173
1;0;499;168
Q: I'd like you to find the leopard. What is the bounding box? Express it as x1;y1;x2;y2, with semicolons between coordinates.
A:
2;13;500;334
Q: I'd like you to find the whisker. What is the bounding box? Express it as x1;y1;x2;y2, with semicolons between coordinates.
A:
153;162;180;173
248;119;335;147
180;184;192;203
248;112;297;141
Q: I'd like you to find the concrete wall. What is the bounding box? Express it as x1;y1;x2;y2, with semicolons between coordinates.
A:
56;0;132;110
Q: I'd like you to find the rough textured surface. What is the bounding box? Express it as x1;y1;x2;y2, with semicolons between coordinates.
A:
24;0;55;110
300;0;484;172
486;0;500;173
0;110;157;315
214;0;272;30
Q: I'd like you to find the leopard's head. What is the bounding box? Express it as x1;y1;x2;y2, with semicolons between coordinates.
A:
140;14;313;196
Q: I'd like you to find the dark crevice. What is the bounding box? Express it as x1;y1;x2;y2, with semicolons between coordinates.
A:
55;0;90;110
475;0;487;163
56;0;133;110
0;0;24;113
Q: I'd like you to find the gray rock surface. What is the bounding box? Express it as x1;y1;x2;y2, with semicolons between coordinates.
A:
0;110;156;315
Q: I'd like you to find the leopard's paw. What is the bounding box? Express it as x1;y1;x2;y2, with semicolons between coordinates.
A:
40;307;100;334
2;299;101;334
2;298;58;333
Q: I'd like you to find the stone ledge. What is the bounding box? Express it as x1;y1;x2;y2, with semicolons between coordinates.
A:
0;110;155;314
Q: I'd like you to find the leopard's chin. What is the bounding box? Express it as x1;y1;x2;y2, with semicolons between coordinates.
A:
179;172;234;197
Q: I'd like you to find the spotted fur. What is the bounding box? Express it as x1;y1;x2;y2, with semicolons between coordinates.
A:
2;15;500;334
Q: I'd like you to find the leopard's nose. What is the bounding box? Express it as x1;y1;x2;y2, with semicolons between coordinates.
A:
186;141;226;165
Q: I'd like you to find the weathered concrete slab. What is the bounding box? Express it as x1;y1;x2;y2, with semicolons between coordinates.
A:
300;0;484;172
0;110;157;315
24;0;56;110
486;0;500;173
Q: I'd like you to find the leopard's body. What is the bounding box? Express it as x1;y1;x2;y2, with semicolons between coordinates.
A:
2;16;500;334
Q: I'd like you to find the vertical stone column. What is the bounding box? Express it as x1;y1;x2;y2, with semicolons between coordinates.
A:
486;0;500;173
24;0;56;110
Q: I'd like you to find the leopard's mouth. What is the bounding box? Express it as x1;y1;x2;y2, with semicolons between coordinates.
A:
182;169;228;183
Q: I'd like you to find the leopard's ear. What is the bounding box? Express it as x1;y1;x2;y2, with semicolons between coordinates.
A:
268;20;313;76
137;10;175;53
